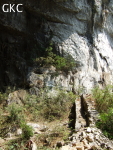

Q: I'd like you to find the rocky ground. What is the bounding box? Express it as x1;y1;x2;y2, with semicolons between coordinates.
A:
61;126;113;150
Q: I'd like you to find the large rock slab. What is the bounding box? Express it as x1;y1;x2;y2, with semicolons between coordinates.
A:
7;90;27;105
0;0;113;92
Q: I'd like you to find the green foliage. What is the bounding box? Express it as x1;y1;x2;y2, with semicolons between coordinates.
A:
0;92;7;104
8;142;20;150
92;85;113;113
7;104;33;139
24;90;76;121
7;104;24;124
6;139;27;150
96;108;113;139
37;125;69;148
92;85;113;139
54;55;67;70
21;123;33;140
39;91;75;121
34;44;76;72
51;125;69;141
42;90;75;121
0;103;33;140
0;104;24;137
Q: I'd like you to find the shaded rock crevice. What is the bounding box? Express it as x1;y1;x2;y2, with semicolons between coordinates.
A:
75;96;90;131
80;94;90;127
68;102;76;130
69;94;98;131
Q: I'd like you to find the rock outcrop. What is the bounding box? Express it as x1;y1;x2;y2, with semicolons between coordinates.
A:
0;0;113;92
1;0;113;148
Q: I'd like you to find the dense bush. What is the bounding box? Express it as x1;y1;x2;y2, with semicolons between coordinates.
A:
0;103;33;140
7;104;33;139
21;123;33;140
34;44;76;72
92;85;113;113
92;85;113;139
7;104;24;124
0;92;7;104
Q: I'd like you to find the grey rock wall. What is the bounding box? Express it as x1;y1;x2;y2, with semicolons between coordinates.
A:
47;0;113;92
0;0;113;92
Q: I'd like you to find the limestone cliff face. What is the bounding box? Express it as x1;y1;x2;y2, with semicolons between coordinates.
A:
0;0;113;92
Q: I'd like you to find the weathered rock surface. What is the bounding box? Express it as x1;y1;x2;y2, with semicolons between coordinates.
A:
7;90;27;105
0;0;113;92
0;0;113;149
27;69;74;95
27;122;48;134
63;126;113;150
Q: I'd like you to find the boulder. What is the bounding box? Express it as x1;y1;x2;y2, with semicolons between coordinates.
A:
7;90;27;105
0;137;5;146
26;140;37;150
16;128;22;136
86;127;92;133
61;145;70;150
86;134;94;142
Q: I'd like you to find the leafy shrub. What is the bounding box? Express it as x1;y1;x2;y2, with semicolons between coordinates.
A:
92;85;113;113
96;108;113;139
0;96;33;140
8;142;20;150
7;104;33;139
34;44;76;72
21;123;33;140
6;139;27;150
8;107;33;140
7;103;24;124
0;92;7;104
92;85;113;139
54;55;67;70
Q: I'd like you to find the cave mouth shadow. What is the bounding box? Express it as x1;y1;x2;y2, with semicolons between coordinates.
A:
68;102;76;131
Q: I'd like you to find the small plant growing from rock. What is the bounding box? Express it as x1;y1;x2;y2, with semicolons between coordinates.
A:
20;123;33;140
34;43;76;72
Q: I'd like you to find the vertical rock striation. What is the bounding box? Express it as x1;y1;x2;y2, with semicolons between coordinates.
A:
0;0;113;91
